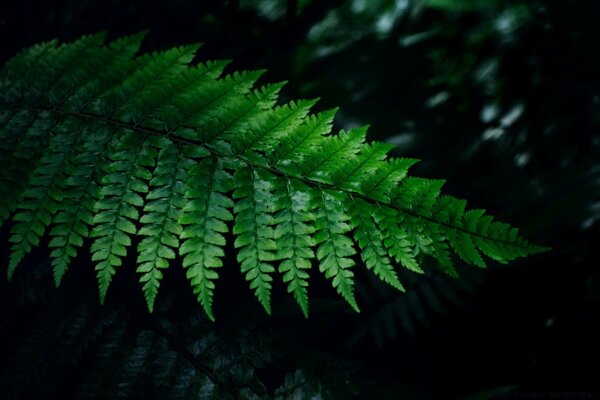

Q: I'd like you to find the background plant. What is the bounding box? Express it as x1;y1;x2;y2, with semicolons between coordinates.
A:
0;0;598;398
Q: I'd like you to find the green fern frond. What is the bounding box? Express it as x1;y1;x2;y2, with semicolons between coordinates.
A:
0;33;548;319
137;139;186;312
314;189;360;312
233;166;277;314
350;198;404;291
181;154;234;320
273;178;316;317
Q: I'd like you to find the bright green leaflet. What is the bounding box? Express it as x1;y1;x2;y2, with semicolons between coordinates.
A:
0;33;548;320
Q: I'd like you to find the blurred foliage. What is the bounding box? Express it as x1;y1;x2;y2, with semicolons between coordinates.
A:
1;0;599;398
0;254;363;399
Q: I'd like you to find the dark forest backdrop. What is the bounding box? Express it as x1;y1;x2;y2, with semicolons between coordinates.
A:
0;0;599;399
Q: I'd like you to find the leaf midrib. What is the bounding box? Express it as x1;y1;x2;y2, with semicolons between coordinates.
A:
12;103;537;251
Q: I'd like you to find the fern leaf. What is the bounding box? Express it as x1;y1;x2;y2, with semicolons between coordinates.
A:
272;178;316;317
349;198;405;291
0;40;57;102
330;141;395;191
180;154;234;321
48;124;117;285
7;124;78;277
300;126;366;182
359;157;418;201
0;113;56;233
233;166;277;314
314;190;359;312
91;133;154;302
231;99;317;156
93;44;201;117
136;139;186;312
64;32;147;110
268;109;337;168
377;207;423;274
180;70;265;142
0;34;548;318
194;81;284;148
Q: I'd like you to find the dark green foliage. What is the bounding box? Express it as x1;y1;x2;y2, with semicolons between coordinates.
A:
0;257;358;400
353;262;484;344
0;33;546;320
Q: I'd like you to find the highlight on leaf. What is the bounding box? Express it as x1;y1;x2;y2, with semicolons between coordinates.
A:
0;32;548;320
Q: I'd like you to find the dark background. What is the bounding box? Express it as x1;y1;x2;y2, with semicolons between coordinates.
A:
1;0;599;399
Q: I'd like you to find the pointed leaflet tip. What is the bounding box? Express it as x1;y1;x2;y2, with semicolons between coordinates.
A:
145;291;156;313
341;125;369;142
301;305;309;319
529;244;552;254
262;305;272;316
265;81;288;98
6;259;18;281
348;298;360;313
131;30;151;42
205;306;216;322
81;31;109;44
52;261;66;288
252;69;269;81
323;107;340;119
108;30;151;51
7;244;28;281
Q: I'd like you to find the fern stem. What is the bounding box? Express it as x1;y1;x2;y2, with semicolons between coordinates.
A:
115;287;245;400
11;104;537;251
